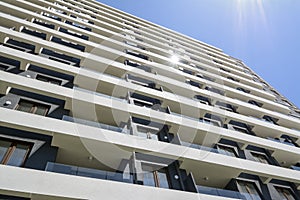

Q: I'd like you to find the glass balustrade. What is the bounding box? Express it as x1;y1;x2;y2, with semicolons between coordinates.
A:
197;185;261;199
45;162;133;183
62;115;129;134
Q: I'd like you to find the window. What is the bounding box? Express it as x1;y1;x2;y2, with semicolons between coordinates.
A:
217;145;237;157
127;74;160;90
16;99;49;116
179;67;193;75
228;76;239;82
281;99;292;107
41;49;81;67
290;110;300;119
237;87;250;94
215;101;235;112
194;95;211;105
124;59;151;73
280;135;297;147
59;27;89;40
220;67;230;73
251;152;269;164
130;93;161;110
275;186;296;200
0;194;30;199
205;86;224;95
125;49;149;60
179;60;189;65
233;126;250;134
188;79;202;88
142;164;170;189
201;114;222;127
124;41;145;50
244;69;252;75
133;99;153;108
268;136;296;147
36;74;62;85
262;116;277;125
237;180;262;200
213;60;223;65
137;126;158;141
0;138;32;167
4;39;35;53
0;64;9;71
248;100;262;107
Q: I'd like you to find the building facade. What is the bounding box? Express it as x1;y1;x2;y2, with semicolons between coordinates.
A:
0;0;299;199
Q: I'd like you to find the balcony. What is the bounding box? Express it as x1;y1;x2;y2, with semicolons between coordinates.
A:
291;165;300;171
200;114;222;127
2;39;35;53
194;95;211;105
124;41;146;51
45;163;255;199
125;49;149;61
40;49;81;67
129;93;169;113
205;86;225;96
75;84;128;99
124;59;152;73
45;162;133;183
236;87;250;94
197;185;253;199
215;101;236;112
267;137;296;147
187;79;203;88
127;74;162;91
62;115;129;134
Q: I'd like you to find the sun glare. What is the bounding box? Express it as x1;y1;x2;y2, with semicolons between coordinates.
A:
170;55;179;64
236;0;267;28
233;0;269;50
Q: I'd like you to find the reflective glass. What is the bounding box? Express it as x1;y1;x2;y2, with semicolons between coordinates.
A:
35;105;48;116
7;144;29;166
0;140;11;162
16;101;33;113
143;171;155;187
157;170;169;188
276;187;295;200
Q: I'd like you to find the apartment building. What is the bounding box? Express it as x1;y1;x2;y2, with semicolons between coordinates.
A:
0;0;299;199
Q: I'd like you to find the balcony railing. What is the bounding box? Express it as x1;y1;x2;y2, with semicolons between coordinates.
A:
45;162;133;183
62;115;129;134
197;185;259;199
45;162;252;198
291;165;300;171
267;137;296;147
181;141;220;154
74;87;127;102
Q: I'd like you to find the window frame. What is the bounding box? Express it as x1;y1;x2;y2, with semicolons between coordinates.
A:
273;185;296;200
216;144;238;157
0;137;33;167
141;163;170;189
136;125;159;141
236;179;263;200
215;101;235;112
15;99;50;116
0;63;9;71
36;74;62;85
250;151;270;164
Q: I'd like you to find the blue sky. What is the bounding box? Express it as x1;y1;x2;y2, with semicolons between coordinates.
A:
97;0;299;108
